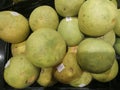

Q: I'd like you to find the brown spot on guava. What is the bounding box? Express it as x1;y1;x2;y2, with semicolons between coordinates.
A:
112;18;115;23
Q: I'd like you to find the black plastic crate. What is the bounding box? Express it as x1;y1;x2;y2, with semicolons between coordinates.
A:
0;0;120;90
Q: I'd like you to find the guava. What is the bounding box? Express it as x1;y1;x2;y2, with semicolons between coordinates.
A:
11;40;26;56
54;46;82;84
29;5;59;31
58;17;84;46
114;9;120;36
77;38;116;73
0;11;30;43
55;0;85;17
114;37;120;55
25;28;66;68
98;30;116;46
78;0;117;36
4;54;40;89
92;59;119;82
37;67;57;87
70;71;92;87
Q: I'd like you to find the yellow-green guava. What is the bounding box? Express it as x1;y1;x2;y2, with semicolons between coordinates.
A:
25;28;66;68
55;0;85;17
4;54;40;89
0;11;30;43
11;40;26;56
29;5;59;31
78;0;117;36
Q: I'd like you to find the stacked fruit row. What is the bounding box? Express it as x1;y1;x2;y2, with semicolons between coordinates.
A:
1;0;120;89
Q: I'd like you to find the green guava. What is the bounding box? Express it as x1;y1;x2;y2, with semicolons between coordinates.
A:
114;9;120;36
58;17;84;46
25;28;66;68
77;38;116;73
92;59;118;82
11;40;26;56
98;30;116;46
114;37;120;55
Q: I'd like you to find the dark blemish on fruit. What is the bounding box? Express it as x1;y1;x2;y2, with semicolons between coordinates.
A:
112;18;115;23
25;80;28;84
63;8;66;11
69;67;73;72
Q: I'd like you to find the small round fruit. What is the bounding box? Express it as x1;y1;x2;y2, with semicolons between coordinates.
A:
29;5;59;31
92;59;119;82
55;0;85;17
70;71;92;87
114;9;120;36
98;30;116;46
77;38;115;73
58;17;84;46
4;54;39;89
26;28;66;68
78;0;117;36
0;11;30;43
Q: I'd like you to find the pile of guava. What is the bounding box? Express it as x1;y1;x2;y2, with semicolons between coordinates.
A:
1;0;120;89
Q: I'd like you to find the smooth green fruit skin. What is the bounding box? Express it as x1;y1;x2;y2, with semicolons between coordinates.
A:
4;54;39;89
26;28;66;68
98;30;116;46
29;5;59;31
114;9;120;36
70;72;92;87
58;17;84;46
114;38;120;55
92;59;118;82
55;0;85;17
77;38;115;73
78;0;117;36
